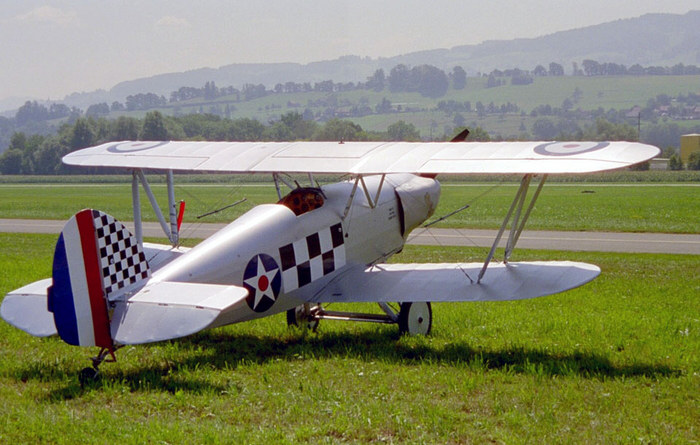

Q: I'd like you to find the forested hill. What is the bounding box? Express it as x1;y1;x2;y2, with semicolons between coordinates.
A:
103;11;700;101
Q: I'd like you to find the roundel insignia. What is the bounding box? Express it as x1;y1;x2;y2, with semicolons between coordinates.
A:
242;254;281;313
534;141;610;156
107;141;169;153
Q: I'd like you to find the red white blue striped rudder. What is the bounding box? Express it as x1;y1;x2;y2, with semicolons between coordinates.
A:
47;209;151;348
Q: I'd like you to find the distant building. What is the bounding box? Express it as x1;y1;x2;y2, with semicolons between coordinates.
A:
649;158;668;170
680;134;700;163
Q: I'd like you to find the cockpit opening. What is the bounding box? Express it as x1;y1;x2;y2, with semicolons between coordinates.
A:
278;187;325;216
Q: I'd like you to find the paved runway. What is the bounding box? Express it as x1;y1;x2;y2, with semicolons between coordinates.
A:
1;218;698;254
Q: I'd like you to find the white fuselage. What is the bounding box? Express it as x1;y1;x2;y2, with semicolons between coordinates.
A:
150;174;441;328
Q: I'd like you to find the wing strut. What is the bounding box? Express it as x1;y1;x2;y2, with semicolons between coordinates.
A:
477;174;547;283
131;169;180;247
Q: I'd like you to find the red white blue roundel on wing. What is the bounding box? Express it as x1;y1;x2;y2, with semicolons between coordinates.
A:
534;141;610;156
243;254;281;313
107;141;169;153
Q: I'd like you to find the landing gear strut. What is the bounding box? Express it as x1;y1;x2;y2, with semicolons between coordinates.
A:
286;301;433;336
78;346;118;386
286;303;320;331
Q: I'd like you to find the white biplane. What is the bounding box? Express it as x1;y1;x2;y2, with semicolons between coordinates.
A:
1;133;659;381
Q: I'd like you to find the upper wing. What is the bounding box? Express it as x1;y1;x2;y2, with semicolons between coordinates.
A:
62;140;659;175
310;261;600;304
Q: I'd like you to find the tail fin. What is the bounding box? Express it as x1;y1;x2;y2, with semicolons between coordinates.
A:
48;209;150;348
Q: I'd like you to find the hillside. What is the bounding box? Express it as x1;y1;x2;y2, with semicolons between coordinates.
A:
100;11;699;102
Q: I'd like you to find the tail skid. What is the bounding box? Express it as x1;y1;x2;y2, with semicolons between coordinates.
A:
48;209;150;350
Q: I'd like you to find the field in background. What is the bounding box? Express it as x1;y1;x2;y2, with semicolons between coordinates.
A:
106;75;700;139
1;180;698;233
0;233;697;443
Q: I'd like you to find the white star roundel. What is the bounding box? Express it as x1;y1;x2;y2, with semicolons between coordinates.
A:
242;254;281;313
534;141;609;156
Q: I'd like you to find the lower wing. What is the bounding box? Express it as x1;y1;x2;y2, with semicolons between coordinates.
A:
311;261;600;303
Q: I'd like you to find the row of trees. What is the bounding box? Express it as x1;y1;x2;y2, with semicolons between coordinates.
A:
8;107;698;176
0;112;430;175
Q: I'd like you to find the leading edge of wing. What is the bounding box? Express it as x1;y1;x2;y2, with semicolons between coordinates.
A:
311;261;600;304
62;140;660;175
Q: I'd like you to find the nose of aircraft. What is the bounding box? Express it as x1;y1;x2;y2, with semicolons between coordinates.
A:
394;175;441;236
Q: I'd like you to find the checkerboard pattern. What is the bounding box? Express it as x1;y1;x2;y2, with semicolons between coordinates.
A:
278;223;345;292
92;210;150;297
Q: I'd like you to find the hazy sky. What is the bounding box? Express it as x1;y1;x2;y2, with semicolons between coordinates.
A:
1;1;697;102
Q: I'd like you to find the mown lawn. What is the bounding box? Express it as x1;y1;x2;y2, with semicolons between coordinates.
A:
1;182;698;233
0;233;697;443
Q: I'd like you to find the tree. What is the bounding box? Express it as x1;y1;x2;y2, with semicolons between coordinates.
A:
141;111;168;140
71;118;94;149
312;119;366;141
86;103;110;117
582;59;601;76
688;152;700;170
113;116;139;140
451;66;467;90
203;81;219;100
387;120;420;141
376;97;392;114
668;154;683;170
533;65;547;77
15;101;49;126
413;65;449;98
532;118;558;140
365;69;385;92
33;140;63;174
549;62;564;76
467;126;491;142
511;72;534;85
388;64;411;93
0;149;23;174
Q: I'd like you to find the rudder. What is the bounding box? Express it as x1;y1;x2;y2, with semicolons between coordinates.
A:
48;209;150;348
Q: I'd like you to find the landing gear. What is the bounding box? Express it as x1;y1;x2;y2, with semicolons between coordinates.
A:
286;303;320;331
286;302;433;336
398;302;432;336
78;346;118;386
78;366;99;386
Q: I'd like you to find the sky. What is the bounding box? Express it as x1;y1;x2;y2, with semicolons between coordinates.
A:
0;0;697;103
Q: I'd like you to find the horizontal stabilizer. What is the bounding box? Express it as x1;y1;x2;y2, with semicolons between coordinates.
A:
1;279;57;337
312;261;600;303
111;281;249;344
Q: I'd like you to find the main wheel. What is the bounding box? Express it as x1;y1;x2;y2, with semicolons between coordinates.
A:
286;304;319;331
398;302;432;336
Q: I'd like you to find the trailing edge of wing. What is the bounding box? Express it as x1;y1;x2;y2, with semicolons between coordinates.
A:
311;261;600;303
63;140;660;175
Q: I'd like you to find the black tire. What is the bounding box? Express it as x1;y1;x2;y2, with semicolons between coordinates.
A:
78;367;99;387
398;302;432;336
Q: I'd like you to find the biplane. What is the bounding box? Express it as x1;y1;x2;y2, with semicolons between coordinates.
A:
1;133;659;381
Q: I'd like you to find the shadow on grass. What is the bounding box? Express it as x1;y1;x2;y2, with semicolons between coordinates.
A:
12;327;679;400
172;329;679;380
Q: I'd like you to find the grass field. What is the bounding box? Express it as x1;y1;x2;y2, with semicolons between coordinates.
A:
0;233;698;443
1;181;698;233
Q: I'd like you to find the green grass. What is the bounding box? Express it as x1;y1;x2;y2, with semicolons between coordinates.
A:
0;233;698;443
1;181;698;233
